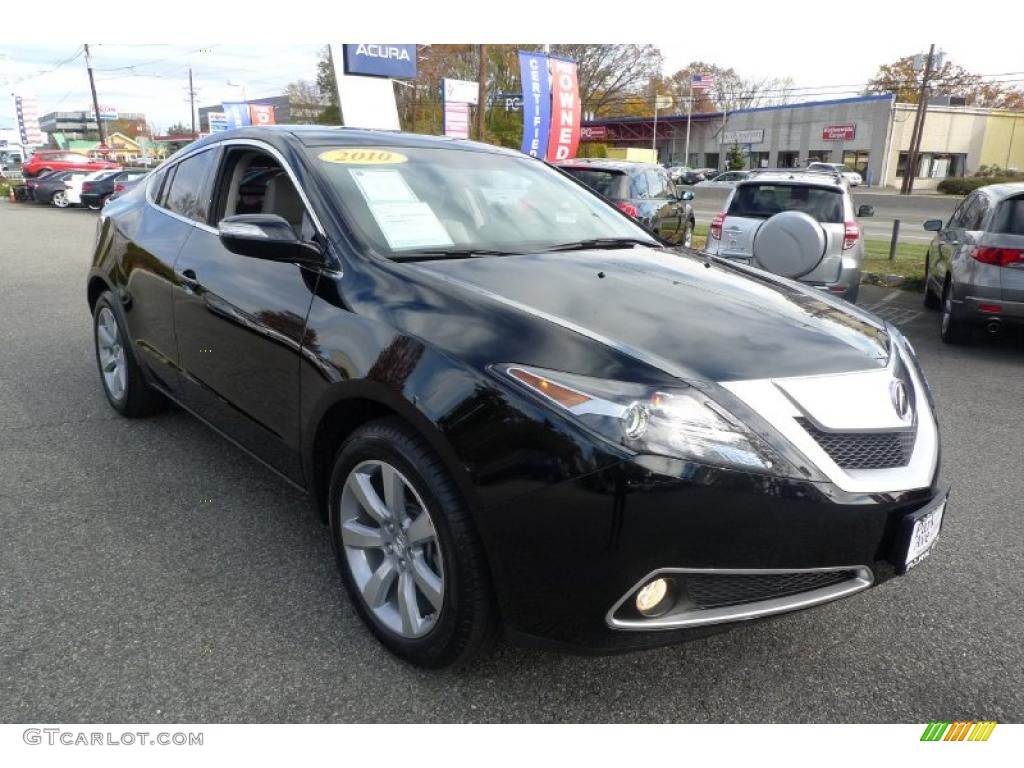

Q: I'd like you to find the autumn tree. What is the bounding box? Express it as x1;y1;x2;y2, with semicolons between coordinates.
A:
865;56;1024;109
548;44;663;118
285;79;325;124
315;46;341;124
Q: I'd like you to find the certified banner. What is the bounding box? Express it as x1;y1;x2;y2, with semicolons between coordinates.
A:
518;51;551;159
223;102;252;129
12;94;44;147
546;57;581;161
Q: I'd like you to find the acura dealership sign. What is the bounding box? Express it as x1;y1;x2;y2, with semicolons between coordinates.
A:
721;129;764;144
823;123;857;141
342;44;417;79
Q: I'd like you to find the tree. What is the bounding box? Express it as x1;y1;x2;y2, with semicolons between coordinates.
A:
548;44;663;118
165;122;191;136
726;144;745;170
284;79;325;124
316;46;341;124
865;56;1024;109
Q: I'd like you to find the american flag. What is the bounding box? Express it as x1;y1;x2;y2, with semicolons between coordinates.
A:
691;74;715;91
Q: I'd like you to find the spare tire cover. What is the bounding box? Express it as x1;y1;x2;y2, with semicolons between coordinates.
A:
752;210;826;278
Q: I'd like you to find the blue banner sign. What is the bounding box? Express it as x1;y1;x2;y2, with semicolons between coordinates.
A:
343;44;418;79
518;51;550;158
223;102;252;129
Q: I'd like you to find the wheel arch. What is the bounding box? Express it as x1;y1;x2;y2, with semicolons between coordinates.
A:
87;273;112;312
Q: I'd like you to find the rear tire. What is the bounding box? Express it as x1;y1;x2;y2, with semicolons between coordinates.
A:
51;190;69;208
940;280;969;345
328;418;497;668
92;292;167;416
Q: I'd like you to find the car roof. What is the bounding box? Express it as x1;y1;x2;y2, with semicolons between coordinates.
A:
740;169;845;187
185;125;526;159
556;158;661;172
977;182;1024;200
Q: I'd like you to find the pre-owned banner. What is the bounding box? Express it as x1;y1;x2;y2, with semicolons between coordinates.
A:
518;51;551;159
248;104;276;126
13;94;44;147
546;57;581;161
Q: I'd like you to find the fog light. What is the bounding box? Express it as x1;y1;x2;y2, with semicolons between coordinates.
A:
635;577;671;616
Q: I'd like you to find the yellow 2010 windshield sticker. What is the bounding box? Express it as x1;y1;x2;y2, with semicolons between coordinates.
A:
319;148;408;165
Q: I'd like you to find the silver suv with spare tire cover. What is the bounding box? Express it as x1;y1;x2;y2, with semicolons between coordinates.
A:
704;169;874;304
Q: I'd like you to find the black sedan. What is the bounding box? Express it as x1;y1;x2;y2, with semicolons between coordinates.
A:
88;127;946;667
81;169;148;210
27;170;76;205
555;158;697;247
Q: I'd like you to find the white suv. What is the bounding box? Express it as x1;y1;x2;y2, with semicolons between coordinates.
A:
703;168;874;304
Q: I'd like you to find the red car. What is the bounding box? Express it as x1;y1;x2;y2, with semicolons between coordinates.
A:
22;150;119;178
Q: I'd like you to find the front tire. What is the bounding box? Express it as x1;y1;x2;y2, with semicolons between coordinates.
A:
683;218;695;248
51;190;69;208
328;418;497;668
92;292;166;416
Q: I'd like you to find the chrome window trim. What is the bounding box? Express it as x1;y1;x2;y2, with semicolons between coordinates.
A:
607;565;874;631
144;138;331;249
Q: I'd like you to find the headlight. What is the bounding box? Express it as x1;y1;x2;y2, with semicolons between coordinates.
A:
499;364;793;476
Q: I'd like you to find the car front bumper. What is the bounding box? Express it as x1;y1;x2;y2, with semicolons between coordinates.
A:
480;456;945;654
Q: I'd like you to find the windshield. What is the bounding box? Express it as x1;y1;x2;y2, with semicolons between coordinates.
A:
728;183;844;223
310;146;655;258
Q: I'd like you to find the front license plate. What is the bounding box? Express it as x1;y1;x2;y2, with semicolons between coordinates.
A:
904;499;946;570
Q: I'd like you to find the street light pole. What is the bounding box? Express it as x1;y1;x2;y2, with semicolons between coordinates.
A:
902;43;935;196
684;77;694;169
84;44;106;146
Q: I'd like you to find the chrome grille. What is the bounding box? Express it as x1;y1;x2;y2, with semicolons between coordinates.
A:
796;417;915;469
683;570;854;610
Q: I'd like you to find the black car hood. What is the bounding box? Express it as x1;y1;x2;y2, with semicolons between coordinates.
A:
410;247;889;382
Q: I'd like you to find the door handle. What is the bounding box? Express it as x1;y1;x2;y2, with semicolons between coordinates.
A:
179;268;201;293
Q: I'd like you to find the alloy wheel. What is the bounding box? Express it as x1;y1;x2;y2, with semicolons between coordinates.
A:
684;225;693;248
941;290;952;335
52;191;69;208
339;460;445;639
96;307;126;401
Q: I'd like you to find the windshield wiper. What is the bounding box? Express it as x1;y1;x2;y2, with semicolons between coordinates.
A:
543;237;658;252
389;248;526;262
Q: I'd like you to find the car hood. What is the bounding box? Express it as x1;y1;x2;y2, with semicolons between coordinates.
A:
410;247;889;383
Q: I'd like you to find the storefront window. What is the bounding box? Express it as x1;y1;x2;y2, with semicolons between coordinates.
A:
896;152;966;178
703;152;719;170
777;151;800;168
807;150;832;164
842;150;870;181
748;151;770;169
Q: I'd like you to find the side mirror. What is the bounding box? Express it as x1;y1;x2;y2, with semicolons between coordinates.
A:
218;214;322;265
678;190;695;202
923;219;943;232
856;204;874;217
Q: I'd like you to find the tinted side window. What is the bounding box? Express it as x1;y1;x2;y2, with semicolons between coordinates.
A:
645;170;670;199
990;196;1024;235
967;194;990;230
949;194;976;229
164;151;215;223
629;170;650;199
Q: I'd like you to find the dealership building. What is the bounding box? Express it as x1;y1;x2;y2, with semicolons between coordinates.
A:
582;94;1024;189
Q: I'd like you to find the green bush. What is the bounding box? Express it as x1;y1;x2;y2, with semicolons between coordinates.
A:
577;142;608;158
937;176;1020;195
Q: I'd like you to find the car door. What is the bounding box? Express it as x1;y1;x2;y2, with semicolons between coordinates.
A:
644;169;683;243
936;193;977;283
171;141;322;484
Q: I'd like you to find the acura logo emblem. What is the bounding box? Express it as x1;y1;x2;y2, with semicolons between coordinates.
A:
890;380;911;422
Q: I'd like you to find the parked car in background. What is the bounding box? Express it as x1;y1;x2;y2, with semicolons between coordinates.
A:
703;168;874;303
695;170;750;189
673;168;707;185
807;162;863;187
24;170;57;200
922;182;1024;343
105;173;149;205
30;170;80;207
556;158;697;246
81;169;147;210
22;150;119;178
87;126;945;668
67;169;121;208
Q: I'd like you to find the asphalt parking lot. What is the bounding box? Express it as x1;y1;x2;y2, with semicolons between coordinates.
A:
1;200;1022;724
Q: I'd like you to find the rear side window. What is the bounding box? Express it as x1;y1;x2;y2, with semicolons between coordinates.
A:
163;150;215;223
989;197;1024;235
629;171;650;199
645;169;672;199
728;183;843;224
564;169;627;199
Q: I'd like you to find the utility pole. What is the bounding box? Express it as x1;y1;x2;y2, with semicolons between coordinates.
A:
901;44;935;196
476;45;488;142
83;44;106;146
187;68;197;139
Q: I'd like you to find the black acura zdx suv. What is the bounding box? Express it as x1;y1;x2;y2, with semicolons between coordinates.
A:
87;127;947;668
